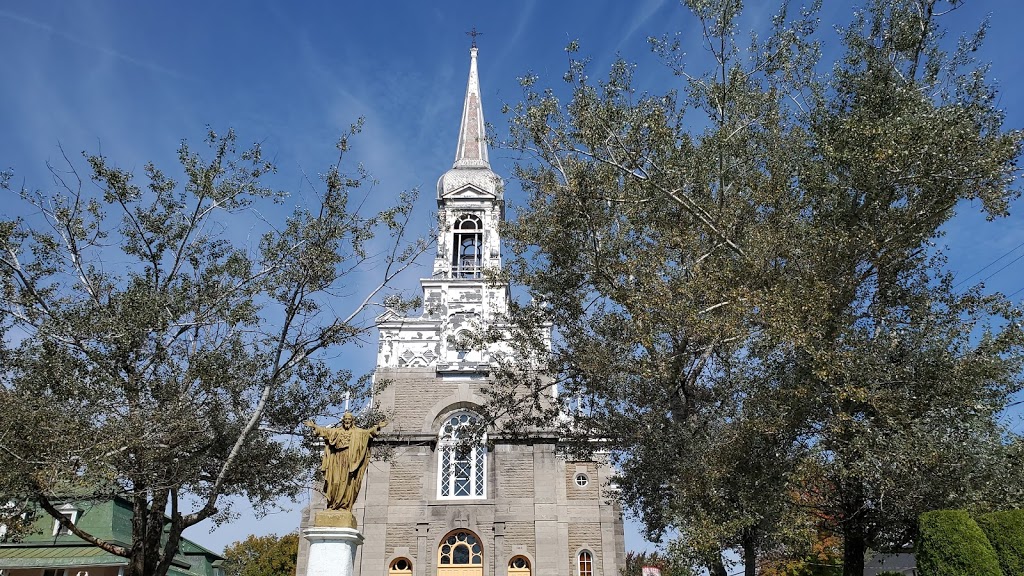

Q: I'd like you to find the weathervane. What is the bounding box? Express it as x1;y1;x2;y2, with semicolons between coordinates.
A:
467;27;483;48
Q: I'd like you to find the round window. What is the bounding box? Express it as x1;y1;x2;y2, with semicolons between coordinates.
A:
575;473;589;487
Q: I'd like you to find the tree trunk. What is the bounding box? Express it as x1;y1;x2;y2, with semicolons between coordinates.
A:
840;477;868;576
743;540;757;576
708;553;729;576
842;530;866;576
128;490;173;576
128;493;148;576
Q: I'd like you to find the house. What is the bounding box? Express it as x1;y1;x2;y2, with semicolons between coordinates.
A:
0;498;224;576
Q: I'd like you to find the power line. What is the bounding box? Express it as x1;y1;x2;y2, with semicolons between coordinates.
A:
968;251;1024;291
953;239;1024;289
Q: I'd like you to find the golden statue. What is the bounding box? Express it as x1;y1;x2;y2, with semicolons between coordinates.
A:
304;412;388;525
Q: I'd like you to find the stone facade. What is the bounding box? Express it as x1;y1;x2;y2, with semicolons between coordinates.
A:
296;45;624;576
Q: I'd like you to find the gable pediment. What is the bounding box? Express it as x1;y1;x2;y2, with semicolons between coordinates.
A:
446;184;495;199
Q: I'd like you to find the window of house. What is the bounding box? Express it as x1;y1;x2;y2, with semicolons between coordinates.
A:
575;473;589;488
578;550;594;576
52;504;79;536
437;411;486;498
0;500;12;539
451;214;483;278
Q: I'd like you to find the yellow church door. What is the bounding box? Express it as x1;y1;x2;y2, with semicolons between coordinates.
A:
437;529;483;576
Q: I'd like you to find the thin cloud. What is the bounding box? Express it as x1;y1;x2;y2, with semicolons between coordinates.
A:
615;0;666;53
0;8;189;81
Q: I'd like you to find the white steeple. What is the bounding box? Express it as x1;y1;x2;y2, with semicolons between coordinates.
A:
377;43;507;372
437;46;502;202
454;46;489;168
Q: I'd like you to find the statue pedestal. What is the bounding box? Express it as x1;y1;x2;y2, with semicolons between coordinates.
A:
303;526;364;576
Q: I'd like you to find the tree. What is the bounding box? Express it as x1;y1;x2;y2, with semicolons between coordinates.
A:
489;1;1023;574
620;550;691;576
0;124;429;576
758;515;842;576
223;532;299;576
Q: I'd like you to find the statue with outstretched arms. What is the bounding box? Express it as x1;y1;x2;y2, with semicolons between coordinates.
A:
304;412;388;511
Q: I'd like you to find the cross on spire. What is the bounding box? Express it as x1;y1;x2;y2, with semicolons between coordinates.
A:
466;27;483;49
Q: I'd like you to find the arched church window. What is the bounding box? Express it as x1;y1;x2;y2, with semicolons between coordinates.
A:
578;550;594;576
509;555;532;576
438;529;483;566
389;557;412;576
437;411;486;498
452;214;483;278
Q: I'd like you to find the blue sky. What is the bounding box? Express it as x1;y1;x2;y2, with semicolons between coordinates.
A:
2;0;1023;556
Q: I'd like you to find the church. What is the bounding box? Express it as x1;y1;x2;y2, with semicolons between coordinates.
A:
296;43;625;576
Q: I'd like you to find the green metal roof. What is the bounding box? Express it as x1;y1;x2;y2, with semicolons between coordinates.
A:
0;546;214;576
0;545;126;568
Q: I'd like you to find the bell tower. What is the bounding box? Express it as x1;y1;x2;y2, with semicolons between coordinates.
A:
376;44;507;374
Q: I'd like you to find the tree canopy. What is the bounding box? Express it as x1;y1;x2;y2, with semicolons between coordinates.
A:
0;124;428;575
488;1;1024;575
223;532;299;576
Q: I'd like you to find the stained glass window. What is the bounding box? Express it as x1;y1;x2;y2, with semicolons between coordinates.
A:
438;530;483;566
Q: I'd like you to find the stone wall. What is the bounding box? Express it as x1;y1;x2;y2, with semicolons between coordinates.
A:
385;523;417;558
565;462;600;501
503;521;537;559
568;522;605;576
388;372;450;432
389;448;427;502
497;448;535;499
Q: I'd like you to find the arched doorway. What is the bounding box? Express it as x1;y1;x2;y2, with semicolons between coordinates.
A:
437;529;483;576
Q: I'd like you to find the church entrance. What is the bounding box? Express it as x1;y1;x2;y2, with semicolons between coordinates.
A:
437;529;483;576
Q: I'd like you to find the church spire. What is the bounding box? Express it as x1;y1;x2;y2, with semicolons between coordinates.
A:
453;45;490;169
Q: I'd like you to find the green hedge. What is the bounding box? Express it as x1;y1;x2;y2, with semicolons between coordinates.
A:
917;510;1003;576
977;510;1024;576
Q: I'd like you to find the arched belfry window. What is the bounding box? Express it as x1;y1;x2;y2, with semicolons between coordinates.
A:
452;214;483;278
437;411;486;498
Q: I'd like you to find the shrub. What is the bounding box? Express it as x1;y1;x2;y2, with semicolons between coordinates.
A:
917;510;1002;576
977;510;1024;576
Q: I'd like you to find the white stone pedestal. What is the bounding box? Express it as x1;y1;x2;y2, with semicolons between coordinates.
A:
303;526;364;576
